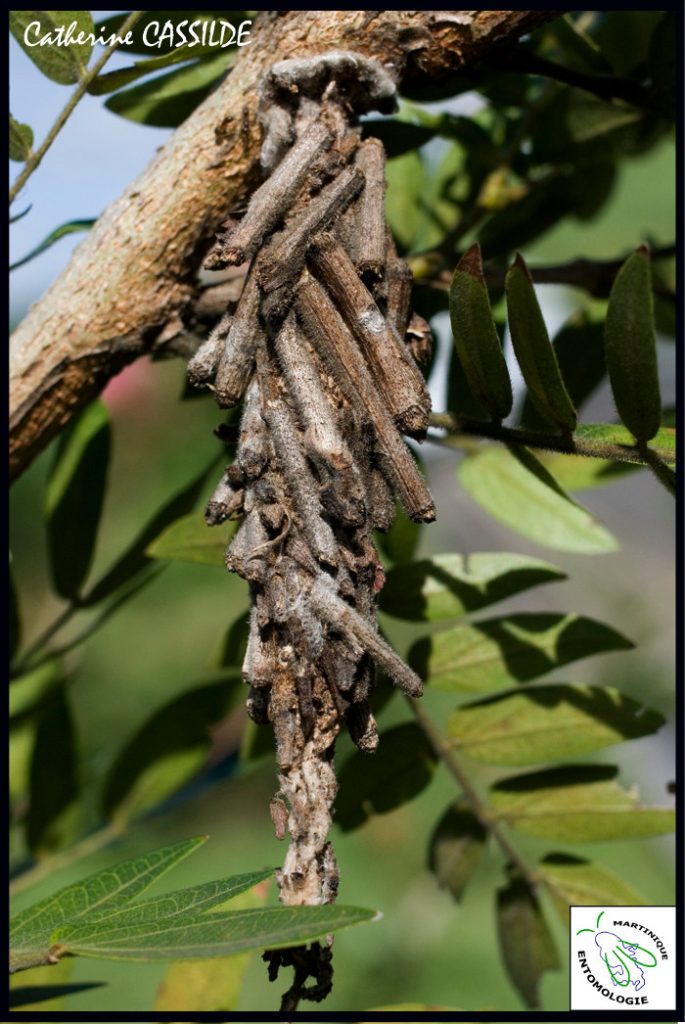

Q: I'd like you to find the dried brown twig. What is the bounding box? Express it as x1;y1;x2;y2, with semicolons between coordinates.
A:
188;51;435;1010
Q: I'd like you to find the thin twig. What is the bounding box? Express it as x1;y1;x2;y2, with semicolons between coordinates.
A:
9;11;145;205
406;697;539;890
428;412;675;468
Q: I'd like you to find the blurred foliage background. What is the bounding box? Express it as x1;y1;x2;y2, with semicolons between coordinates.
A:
9;9;675;1014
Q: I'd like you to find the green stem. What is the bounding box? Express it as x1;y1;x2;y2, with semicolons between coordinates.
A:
406;696;539;891
639;444;677;497
12;603;78;677
429;412;673;469
9;11;145;205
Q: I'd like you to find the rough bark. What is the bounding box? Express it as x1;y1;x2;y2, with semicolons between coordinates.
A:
9;10;556;482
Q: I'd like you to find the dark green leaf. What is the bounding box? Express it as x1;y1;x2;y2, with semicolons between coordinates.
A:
102;675;243;821
447;684;664;765
363;119;437;158
239;719;274;764
521;311;606;428
56;903;378;961
574;423;675;464
538;853;645;923
94;11;250;55
9;114;33;162
336;723;436;831
459;445;618;554
428;802;487;901
213;611;250;668
376;505;420;565
9;11;94;84
380;552;565;622
647;12;676;119
604;247;661;443
82;461;217;605
490;765;676;841
411;613;633;693
89;46;221;96
146;511;235;566
505;253;576;432
105;53;232;127
449;244;512;420
9;982;105;1008
593;11;664;76
10;836;207;953
10;562;21;662
27;684;80;855
497;873;560;1007
10;219;95;272
10;659;66;724
45;400;111;600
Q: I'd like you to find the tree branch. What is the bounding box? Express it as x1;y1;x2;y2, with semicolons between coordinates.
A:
9;10;557;483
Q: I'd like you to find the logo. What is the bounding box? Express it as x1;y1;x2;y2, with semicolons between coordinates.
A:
570;906;676;1011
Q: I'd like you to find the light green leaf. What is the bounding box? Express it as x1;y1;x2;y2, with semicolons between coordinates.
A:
411;613;632;693
574;423;675;464
83;869;273;926
89;46;220;96
428;802;488;902
448;684;664;765
336;723;437;831
45;400;111;600
10;837;207;953
605;247;661;443
380;552;565;621
538;854;645;924
55;903;378;961
497;873;560;1008
9;114;33;162
449;244;513;421
490;765;676;841
146;511;235;566
505;253;576;432
102;675;243;822
538;452;638;492
10;219;95;272
459;445;618;554
10;11;94;84
385;149;427;251
105;53;232;127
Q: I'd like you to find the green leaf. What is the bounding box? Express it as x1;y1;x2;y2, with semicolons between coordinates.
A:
537;452;638;492
411;613;633;694
154;879;269;1011
9;11;94;84
83;869;273;926
213;611;250;668
89;46;221;96
428;802;487;902
10;219;95;272
45;400;111;600
447;684;664;765
380;552;565;622
505;253;576;432
82;461;217;605
55;903;378;961
604;247;661;443
385;149;427;251
105;53;232;128
102;675;242;822
490;765;676;841
538;854;645;924
574;423;675;464
146;511;235;566
9;981;104;1009
94;11;250;55
11;836;207;953
458;445;618;554
27;684;80;855
9;114;33;162
497;873;560;1007
363;119;437;158
449;244;513;421
376;505;421;564
239;719;274;764
336;723;437;831
10;562;21;662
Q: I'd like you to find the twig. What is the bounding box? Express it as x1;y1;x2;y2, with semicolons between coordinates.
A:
9;12;145;205
429;412;675;468
407;697;539;890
